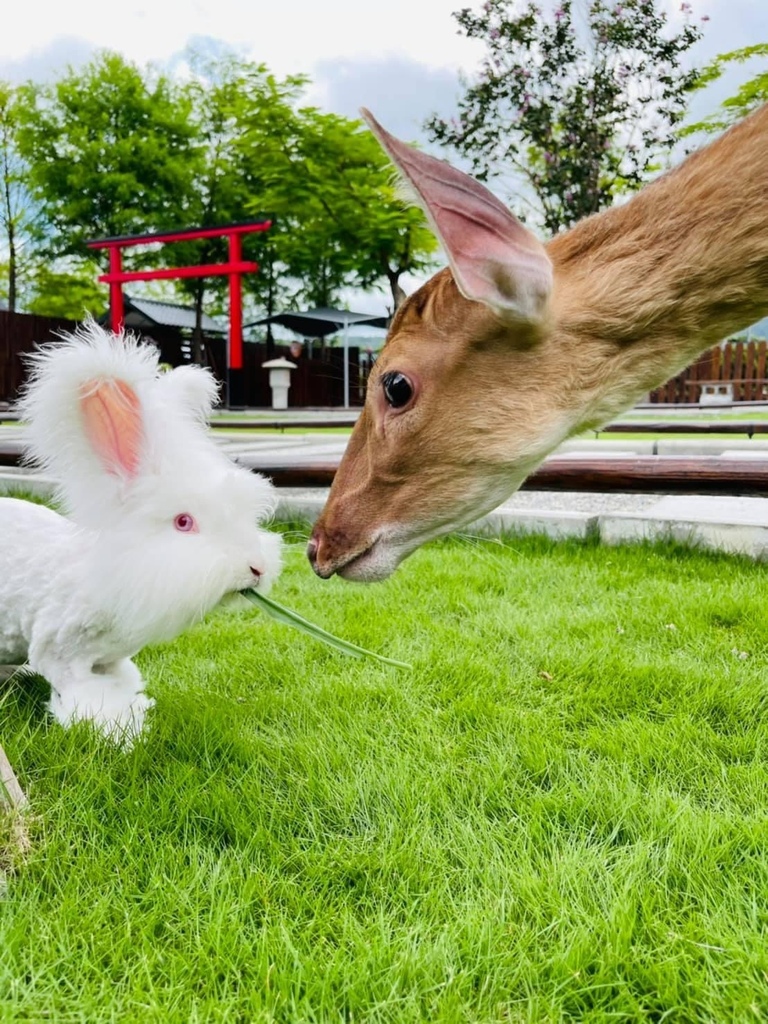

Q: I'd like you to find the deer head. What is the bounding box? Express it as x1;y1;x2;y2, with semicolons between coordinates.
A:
307;106;768;581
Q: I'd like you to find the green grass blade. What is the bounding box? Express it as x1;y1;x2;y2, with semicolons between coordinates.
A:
239;588;411;669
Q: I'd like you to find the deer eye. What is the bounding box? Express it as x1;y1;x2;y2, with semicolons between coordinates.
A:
381;372;413;409
174;513;198;533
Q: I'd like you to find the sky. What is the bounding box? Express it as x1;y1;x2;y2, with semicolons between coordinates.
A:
1;0;765;314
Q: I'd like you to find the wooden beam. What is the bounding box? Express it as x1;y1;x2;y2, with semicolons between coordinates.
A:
527;456;768;494
230;455;768;495
0;440;23;466
598;421;768;436
3;437;768;494
209;418;768;435
209;418;359;431
4;415;768;434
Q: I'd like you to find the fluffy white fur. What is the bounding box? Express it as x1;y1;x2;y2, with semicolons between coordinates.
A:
0;321;282;738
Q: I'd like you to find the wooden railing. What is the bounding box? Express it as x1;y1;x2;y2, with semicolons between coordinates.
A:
204;418;768;436
3;433;768;493
649;339;768;404
229;454;768;496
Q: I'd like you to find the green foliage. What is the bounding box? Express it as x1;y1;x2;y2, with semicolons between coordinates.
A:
154;54;310;353
5;50;436;324
182;57;438;313
2;530;768;1019
427;0;704;234
682;43;768;138
23;263;106;319
16;52;197;254
237;103;437;309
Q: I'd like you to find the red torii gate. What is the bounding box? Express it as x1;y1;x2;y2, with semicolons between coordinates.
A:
87;219;271;407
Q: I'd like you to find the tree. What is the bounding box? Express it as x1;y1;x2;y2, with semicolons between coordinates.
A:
11;52;437;341
172;54;309;358
242;107;437;311
24;263;106;319
426;0;704;235
0;82;40;311
13;52;204;322
682;44;768;138
16;52;197;264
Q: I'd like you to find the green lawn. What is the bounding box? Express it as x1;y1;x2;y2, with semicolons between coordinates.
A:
213;426;354;436
2;525;768;1022
587;432;768;442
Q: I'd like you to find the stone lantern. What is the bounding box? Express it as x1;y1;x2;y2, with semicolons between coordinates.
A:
261;357;296;410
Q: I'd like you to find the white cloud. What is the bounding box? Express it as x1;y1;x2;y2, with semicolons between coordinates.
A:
2;0;762;127
1;0;763;309
0;0;484;80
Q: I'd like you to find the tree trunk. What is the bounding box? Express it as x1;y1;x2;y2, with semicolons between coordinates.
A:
265;255;276;358
2;171;16;313
192;281;205;366
387;268;407;310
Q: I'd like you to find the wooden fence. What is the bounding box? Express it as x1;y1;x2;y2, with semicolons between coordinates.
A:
0;311;79;405
2;310;765;408
648;339;768;404
204;338;369;408
0;311;369;408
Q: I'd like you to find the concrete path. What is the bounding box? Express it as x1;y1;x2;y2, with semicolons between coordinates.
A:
213;428;768;561
276;487;768;560
2;424;768;560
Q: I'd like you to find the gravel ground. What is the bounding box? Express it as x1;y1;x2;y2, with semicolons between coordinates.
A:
276;488;663;516
495;490;663;513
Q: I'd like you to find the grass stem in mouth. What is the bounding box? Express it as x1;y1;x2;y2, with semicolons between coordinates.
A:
239;588;411;669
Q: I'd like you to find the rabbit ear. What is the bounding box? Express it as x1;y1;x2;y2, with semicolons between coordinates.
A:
79;377;145;479
155;364;220;424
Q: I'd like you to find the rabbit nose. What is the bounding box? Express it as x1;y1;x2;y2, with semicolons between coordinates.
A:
249;566;263;578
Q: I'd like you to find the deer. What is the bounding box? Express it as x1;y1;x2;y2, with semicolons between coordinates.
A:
307;104;768;583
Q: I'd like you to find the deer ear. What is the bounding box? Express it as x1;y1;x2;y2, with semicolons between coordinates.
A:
79;377;144;479
362;107;552;325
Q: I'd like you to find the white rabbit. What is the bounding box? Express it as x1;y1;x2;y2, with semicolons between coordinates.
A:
0;321;282;738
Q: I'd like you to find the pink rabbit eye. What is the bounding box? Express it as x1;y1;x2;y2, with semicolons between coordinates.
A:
174;513;197;533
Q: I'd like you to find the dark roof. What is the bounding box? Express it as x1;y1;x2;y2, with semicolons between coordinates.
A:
86;218;271;246
249;306;389;338
120;295;225;333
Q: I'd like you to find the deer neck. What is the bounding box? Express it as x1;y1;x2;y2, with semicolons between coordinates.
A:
547;104;768;427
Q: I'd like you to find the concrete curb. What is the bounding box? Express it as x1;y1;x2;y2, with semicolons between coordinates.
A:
270;494;768;561
2;474;767;562
0;469;57;499
598;514;768;558
470;509;599;541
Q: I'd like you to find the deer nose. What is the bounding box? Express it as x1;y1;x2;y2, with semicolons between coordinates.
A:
306;528;338;579
306;537;318;569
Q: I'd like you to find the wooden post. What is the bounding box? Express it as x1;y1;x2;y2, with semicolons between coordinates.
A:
0;743;27;811
1;742;30;887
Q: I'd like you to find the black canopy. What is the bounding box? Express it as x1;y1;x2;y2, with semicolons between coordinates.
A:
249;306;389;338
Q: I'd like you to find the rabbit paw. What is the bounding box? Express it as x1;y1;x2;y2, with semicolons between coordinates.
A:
49;685;154;740
47;660;154;741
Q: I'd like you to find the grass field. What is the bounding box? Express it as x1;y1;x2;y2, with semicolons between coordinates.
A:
2;524;768;1022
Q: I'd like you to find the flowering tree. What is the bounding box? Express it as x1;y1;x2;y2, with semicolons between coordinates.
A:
426;0;705;234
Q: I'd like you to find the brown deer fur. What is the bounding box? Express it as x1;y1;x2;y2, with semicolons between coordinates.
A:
308;104;768;582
